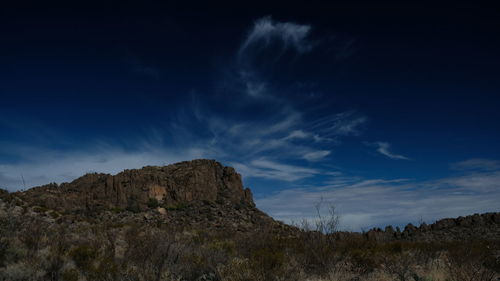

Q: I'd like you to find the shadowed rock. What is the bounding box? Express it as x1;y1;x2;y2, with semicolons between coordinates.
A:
365;212;500;242
16;159;255;213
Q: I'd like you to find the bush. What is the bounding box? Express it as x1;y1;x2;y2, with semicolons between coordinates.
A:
69;244;97;271
61;268;79;281
18;219;46;256
148;198;160;209
446;241;499;281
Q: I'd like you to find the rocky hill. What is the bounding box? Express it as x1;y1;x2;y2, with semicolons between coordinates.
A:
5;159;293;234
4;159;500;240
1;160;499;281
365;212;500;242
16;159;254;212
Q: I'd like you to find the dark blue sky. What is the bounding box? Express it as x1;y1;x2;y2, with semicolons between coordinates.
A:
1;2;499;229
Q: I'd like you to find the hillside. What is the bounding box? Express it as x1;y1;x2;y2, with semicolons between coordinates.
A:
6;160;293;235
0;159;499;281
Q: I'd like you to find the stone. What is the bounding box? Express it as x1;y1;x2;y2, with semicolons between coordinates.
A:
17;159;255;213
157;207;167;215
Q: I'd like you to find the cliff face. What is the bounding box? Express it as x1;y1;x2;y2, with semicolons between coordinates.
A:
17;159;255;212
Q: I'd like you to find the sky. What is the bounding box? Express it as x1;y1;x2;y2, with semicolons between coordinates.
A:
1;2;499;230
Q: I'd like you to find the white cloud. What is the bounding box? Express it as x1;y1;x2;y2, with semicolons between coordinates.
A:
201;106;355;168
371;141;410;160
251;159;319;180
239;16;313;56
245;81;267;97
256;169;500;231
0;143;207;191
0;17;365;193
231;159;320;182
309;111;367;138
330;116;367;136
303;150;331;161
451;158;500;171
238;70;271;98
284;130;310;140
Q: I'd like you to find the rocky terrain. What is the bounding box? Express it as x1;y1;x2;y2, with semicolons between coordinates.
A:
16;159;254;212
5;159;294;234
6;158;500;242
365;212;500;242
0;159;499;281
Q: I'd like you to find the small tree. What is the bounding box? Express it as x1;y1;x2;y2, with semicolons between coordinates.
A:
293;199;341;274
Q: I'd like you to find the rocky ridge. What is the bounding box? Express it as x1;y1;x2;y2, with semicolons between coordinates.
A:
16;159;255;213
2;159;499;241
365;212;500;242
4;159;294;234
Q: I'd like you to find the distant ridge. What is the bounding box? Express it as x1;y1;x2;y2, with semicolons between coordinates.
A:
365;212;500;242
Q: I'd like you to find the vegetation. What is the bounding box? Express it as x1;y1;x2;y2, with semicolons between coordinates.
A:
0;191;499;281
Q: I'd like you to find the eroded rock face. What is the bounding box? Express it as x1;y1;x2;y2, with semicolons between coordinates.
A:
17;159;255;212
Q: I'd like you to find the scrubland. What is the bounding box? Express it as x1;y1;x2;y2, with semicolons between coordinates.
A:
0;190;499;281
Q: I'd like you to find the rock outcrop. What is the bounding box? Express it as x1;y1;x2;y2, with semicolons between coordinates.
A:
16;159;255;213
365;212;500;242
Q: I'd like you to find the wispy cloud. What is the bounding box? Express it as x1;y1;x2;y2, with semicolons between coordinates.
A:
239;16;313;56
450;158;500;171
308;111;367;138
236;16;315;99
303;150;331;161
231;159;320;182
283;130;310;140
0;142;207;191
368;141;411;160
0;17;366;192
257;165;500;230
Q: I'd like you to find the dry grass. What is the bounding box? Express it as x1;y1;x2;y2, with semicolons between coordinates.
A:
0;194;499;281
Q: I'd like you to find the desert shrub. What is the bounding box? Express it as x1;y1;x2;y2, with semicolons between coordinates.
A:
48;210;60;219
90;256;119;281
286;202;341;274
0;238;9;267
294;229;338;273
250;247;287;280
61;268;79;281
148;198;160;209
445;241;499;281
125;204;141;213
0;190;13;204
0;214;17;267
347;247;379;275
381;251;416;281
124;227;181;281
172;231;235;280
165;202;189;211
217;257;255;281
69;244;97;271
0;261;45;281
206;239;236;256
49;226;72;256
32;206;49;213
110;207;125;213
18;219;46;256
43;255;64;281
178;252;213;280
